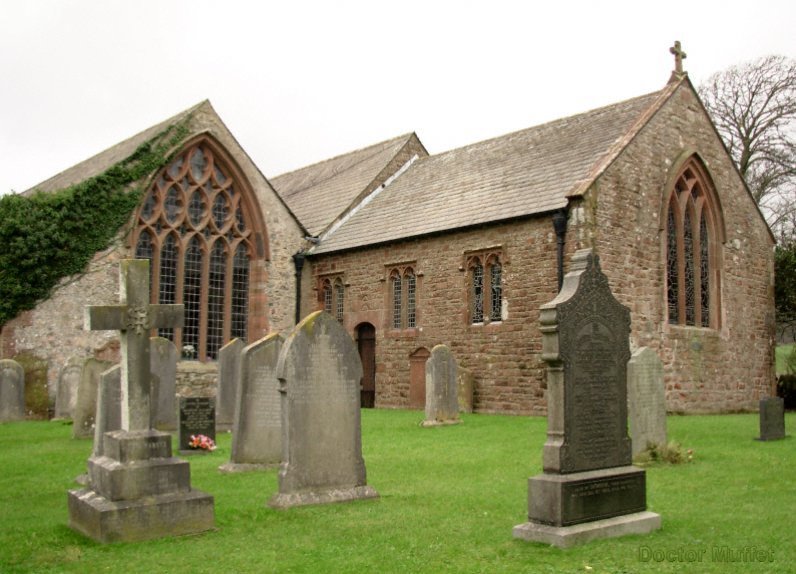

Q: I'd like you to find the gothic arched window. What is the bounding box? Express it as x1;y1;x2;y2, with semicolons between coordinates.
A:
664;158;722;328
467;252;503;324
132;138;260;360
318;275;345;323
388;265;417;330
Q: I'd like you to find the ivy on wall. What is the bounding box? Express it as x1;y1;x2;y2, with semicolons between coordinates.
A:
0;118;191;327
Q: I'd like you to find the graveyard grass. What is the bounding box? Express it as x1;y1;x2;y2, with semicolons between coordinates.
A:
1;411;794;574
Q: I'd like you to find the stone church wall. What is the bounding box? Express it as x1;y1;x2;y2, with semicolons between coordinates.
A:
306;217;562;415
576;83;775;413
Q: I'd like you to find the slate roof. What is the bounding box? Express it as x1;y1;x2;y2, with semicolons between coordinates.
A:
23;102;209;195
310;85;676;255
271;133;423;236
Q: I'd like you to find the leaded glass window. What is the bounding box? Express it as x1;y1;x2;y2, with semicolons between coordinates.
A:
334;278;345;323
471;263;484;324
665;160;719;328
322;280;333;314
490;262;502;321
406;271;416;328
392;272;402;328
131;138;257;361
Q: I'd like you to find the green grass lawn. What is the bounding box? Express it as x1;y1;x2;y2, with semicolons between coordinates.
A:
1;410;793;573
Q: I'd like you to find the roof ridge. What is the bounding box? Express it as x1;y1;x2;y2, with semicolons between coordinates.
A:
271;132;415;182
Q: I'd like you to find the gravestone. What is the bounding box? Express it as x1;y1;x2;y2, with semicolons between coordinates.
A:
68;259;214;543
757;397;786;441
92;365;122;457
422;345;461;426
217;338;245;432
220;333;284;472
627;347;667;456
179;397;216;453
268;311;378;508
458;366;474;413
54;357;85;420
72;358;114;438
0;359;25;422
150;337;178;430
513;249;660;548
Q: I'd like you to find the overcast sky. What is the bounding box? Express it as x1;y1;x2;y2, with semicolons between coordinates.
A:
1;0;794;196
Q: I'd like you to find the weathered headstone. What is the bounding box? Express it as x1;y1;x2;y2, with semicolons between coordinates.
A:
757;397;786;441
217;338;245;432
54;357;85;420
268;311;378;508
422;345;461;426
150;337;178;430
92;365;122;457
513;249;660;548
179;397;216;453
458;366;474;413
68;259;214;543
0;359;25;422
627;347;667;457
72;358;114;438
220;333;284;472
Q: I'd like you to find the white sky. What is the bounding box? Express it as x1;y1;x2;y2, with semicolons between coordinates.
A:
1;0;794;196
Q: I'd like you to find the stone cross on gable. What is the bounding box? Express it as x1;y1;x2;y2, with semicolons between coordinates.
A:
85;259;183;431
670;40;687;75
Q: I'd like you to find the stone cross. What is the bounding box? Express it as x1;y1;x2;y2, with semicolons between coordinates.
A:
670;41;687;74
85;259;183;431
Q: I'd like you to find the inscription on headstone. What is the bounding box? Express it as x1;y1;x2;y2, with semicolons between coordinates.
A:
0;359;25;422
422;345;461;426
513;249;660;548
268;311;378;508
757;397;786;441
55;357;85;420
221;334;284;472
627;347;667;456
217;338;245;432
179;397;216;452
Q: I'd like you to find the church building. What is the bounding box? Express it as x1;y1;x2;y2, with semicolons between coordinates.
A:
0;55;775;415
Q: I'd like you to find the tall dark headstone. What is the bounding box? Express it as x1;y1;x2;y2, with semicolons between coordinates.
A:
179;397;216;452
268;311;378;508
757;397;786;441
217;338;245;432
68;259;214;543
220;333;284;472
0;359;25;422
150;337;178;430
513;249;660;547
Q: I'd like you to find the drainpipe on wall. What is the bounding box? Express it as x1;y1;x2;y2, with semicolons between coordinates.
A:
552;209;568;292
292;251;306;325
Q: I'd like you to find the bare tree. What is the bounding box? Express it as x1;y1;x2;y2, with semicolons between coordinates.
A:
698;55;796;239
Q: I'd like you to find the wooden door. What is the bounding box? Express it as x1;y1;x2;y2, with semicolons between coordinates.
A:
357;323;376;408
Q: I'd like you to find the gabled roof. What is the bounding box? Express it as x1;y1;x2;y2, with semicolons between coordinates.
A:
310;85;677;255
271;133;426;236
24;102;209;195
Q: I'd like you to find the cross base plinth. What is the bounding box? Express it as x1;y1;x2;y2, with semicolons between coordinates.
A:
68;429;214;543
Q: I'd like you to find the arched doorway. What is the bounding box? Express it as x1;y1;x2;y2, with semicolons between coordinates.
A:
356;323;376;408
409;347;430;409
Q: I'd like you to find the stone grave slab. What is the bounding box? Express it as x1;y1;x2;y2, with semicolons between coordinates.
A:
422;344;461;426
268;311;378;508
54;357;85;420
513;249;660;547
627;347;667;456
458;365;474;413
150;337;178;431
217;338;244;432
0;359;25;422
92;365;122;458
68;259;213;543
220;333;284;472
757;397;786;441
179;397;216;453
72;358;115;438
